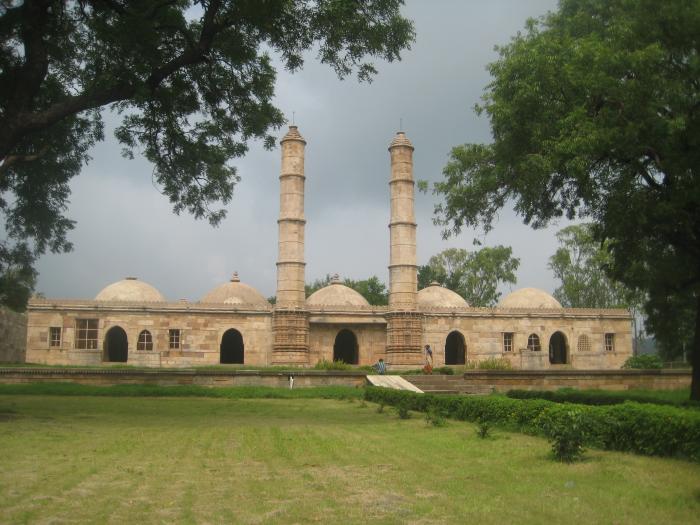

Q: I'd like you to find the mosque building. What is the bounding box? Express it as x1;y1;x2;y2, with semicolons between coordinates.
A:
25;127;632;369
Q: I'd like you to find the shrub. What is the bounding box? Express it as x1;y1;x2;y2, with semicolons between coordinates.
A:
396;400;411;419
376;402;385;414
314;359;351;370
433;366;455;375
540;409;586;462
622;355;663;369
475;419;491;439
475;357;512;370
363;387;700;461
507;388;697;409
425;405;447;427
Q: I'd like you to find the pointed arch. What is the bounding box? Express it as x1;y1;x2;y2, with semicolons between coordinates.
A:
220;329;244;364
333;329;358;364
104;326;128;362
444;331;466;365
549;331;568;364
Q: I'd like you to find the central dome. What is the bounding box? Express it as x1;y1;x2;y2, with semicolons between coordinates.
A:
95;277;165;302
306;274;370;307
498;287;562;309
417;282;469;308
201;272;269;306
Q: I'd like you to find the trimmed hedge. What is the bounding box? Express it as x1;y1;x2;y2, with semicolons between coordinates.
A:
507;388;698;409
364;387;700;461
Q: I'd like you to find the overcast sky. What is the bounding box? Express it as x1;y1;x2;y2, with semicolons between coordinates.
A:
35;0;567;302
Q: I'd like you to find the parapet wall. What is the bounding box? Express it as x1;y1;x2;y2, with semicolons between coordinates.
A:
0;367;367;388
462;369;691;392
0;308;27;363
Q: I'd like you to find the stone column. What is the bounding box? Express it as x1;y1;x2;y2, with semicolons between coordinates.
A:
386;132;423;366
272;125;309;364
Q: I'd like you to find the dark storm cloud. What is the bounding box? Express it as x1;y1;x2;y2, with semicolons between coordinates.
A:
35;0;563;301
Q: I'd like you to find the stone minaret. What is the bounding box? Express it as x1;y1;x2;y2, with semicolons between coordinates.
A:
386;131;423;365
272;125;309;364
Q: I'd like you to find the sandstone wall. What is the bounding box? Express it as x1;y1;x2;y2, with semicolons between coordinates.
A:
422;313;632;370
0;307;27;363
26;309;273;366
462;369;691;392
308;323;386;366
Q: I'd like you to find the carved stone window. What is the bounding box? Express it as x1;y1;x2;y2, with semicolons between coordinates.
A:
605;333;615;352
137;330;153;351
503;332;514;352
577;335;591;352
75;319;98;349
49;327;62;348
169;329;181;349
527;333;541;352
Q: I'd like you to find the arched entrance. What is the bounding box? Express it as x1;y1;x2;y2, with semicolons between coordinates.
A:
549;331;568;364
333;329;358;364
444;331;466;365
104;326;128;362
220;329;244;364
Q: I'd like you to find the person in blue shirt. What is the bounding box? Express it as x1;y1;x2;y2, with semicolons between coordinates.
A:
374;358;386;375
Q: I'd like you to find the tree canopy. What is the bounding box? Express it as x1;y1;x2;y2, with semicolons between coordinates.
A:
305;274;388;306
0;0;414;310
430;0;700;398
417;246;519;307
548;224;639;309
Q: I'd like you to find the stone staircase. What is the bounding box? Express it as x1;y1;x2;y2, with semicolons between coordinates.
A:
403;374;493;395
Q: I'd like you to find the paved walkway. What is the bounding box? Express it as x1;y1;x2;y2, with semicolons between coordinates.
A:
366;375;423;393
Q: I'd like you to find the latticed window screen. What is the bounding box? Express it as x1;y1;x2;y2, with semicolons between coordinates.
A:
169;329;181;349
49;327;62;347
605;333;615;352
503;332;513;352
75;319;98;349
577;335;591;352
527;333;541;352
137;330;153;351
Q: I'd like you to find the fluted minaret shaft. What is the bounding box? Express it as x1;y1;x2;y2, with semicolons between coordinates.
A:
276;126;306;307
388;132;417;309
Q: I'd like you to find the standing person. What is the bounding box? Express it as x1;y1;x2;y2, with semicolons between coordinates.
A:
424;344;433;374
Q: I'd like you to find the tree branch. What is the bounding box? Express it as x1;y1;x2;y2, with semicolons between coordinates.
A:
0;146;50;174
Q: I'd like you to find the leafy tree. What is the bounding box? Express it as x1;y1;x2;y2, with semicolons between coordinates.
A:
305;274;333;298
0;0;414;310
549;223;641;309
306;274;388;306
343;276;388;306
645;291;694;363
417;246;519;307
429;1;700;398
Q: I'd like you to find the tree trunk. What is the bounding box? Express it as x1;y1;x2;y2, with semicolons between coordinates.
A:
691;293;700;401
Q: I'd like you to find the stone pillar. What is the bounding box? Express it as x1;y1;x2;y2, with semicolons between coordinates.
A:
386;131;423;366
272;125;309;365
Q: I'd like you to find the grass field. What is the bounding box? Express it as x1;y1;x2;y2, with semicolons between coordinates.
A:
1;395;699;524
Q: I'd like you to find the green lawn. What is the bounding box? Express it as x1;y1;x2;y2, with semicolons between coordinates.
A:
1;395;699;524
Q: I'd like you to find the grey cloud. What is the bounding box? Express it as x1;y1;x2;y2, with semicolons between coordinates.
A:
36;0;564;302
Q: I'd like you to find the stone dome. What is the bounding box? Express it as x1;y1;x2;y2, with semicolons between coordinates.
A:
201;272;269;306
498;287;562;309
95;277;165;302
306;274;370;307
417;282;469;308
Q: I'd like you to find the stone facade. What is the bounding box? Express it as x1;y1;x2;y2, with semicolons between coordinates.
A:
25;128;634;369
0;307;27;363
